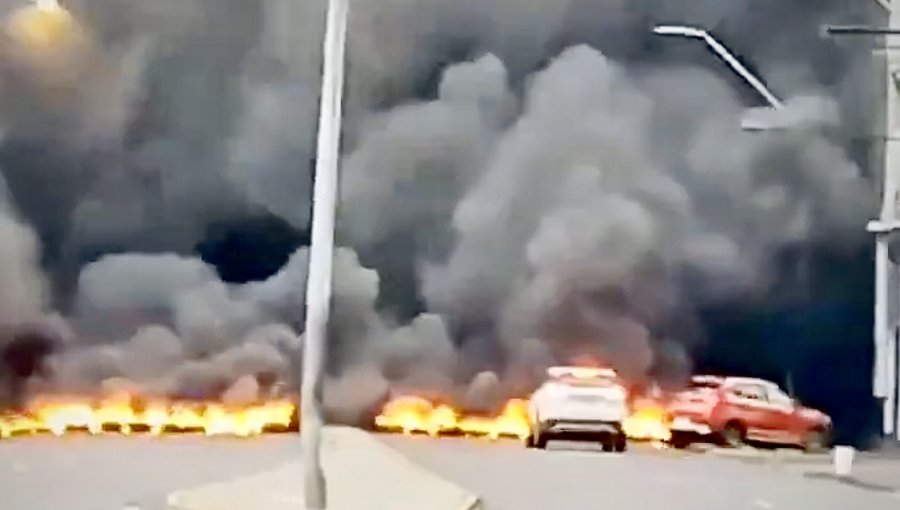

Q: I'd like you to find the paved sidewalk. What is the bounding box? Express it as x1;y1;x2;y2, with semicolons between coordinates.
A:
167;427;480;510
690;445;900;494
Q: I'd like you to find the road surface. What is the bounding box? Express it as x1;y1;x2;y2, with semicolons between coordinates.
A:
383;435;900;510
0;434;300;510
1;432;898;509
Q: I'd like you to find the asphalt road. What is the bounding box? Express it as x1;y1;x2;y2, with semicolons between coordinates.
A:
2;433;898;510
0;434;300;510
383;435;900;510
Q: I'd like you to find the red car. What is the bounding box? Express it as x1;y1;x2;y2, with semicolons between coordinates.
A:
666;376;831;451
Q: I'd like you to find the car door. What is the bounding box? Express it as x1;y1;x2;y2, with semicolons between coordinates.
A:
724;383;776;441
763;384;801;444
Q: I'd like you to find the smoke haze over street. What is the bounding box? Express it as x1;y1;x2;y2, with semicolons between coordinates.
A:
0;0;882;439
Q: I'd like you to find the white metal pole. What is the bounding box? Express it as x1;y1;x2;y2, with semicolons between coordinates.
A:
874;238;891;417
890;4;900;445
895;331;900;440
889;327;898;439
880;6;900;442
302;0;349;507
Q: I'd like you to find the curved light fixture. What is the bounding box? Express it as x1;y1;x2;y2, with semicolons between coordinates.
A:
653;24;784;110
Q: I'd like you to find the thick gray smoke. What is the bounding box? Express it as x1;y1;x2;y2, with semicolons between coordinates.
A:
0;0;879;418
42;252;295;399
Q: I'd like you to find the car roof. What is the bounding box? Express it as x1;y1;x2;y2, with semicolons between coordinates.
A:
689;375;778;388
721;376;777;387
547;366;617;380
689;375;725;385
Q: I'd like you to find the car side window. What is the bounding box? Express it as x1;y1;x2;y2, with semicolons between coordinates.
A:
730;384;766;401
766;386;793;407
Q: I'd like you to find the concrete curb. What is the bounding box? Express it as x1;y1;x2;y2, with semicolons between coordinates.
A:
166;426;480;510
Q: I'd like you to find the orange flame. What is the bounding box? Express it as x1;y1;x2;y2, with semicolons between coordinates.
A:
374;396;530;440
622;399;671;442
0;395;296;439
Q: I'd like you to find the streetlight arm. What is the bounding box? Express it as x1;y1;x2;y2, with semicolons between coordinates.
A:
653;24;784;110
652;25;705;38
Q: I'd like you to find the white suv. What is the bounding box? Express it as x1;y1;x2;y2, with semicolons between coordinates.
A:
525;366;628;452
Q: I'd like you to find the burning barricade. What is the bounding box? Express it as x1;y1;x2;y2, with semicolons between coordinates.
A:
0;393;297;438
373;392;672;444
622;397;671;443
374;395;531;441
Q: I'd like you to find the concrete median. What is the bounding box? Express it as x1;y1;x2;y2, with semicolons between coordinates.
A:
166;427;480;510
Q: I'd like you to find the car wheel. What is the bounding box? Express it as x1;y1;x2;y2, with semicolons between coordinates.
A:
669;432;691;449
533;431;548;449
614;434;627;453
802;429;827;453
720;422;745;448
524;433;535;448
600;436;614;452
528;425;547;449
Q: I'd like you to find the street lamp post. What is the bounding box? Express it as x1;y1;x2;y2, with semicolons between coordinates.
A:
653;23;807;395
302;0;349;507
656;20;900;441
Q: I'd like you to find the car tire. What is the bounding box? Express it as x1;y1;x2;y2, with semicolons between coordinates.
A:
802;429;827;453
614;434;627;453
600;437;614;452
669;432;691;449
528;426;548;449
524;433;535;448
534;432;548;449
598;434;613;452
720;422;746;448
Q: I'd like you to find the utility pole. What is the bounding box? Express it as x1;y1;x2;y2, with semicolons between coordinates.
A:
302;0;349;507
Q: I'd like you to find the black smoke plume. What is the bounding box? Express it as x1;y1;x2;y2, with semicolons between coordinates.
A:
0;0;879;425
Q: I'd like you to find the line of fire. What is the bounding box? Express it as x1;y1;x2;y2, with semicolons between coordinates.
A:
0;369;672;444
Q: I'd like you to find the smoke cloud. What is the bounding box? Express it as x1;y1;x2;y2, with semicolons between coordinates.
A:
0;0;878;420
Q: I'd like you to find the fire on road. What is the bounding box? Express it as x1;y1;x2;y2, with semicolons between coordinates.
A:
0;394;295;438
373;394;673;443
0;391;669;443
